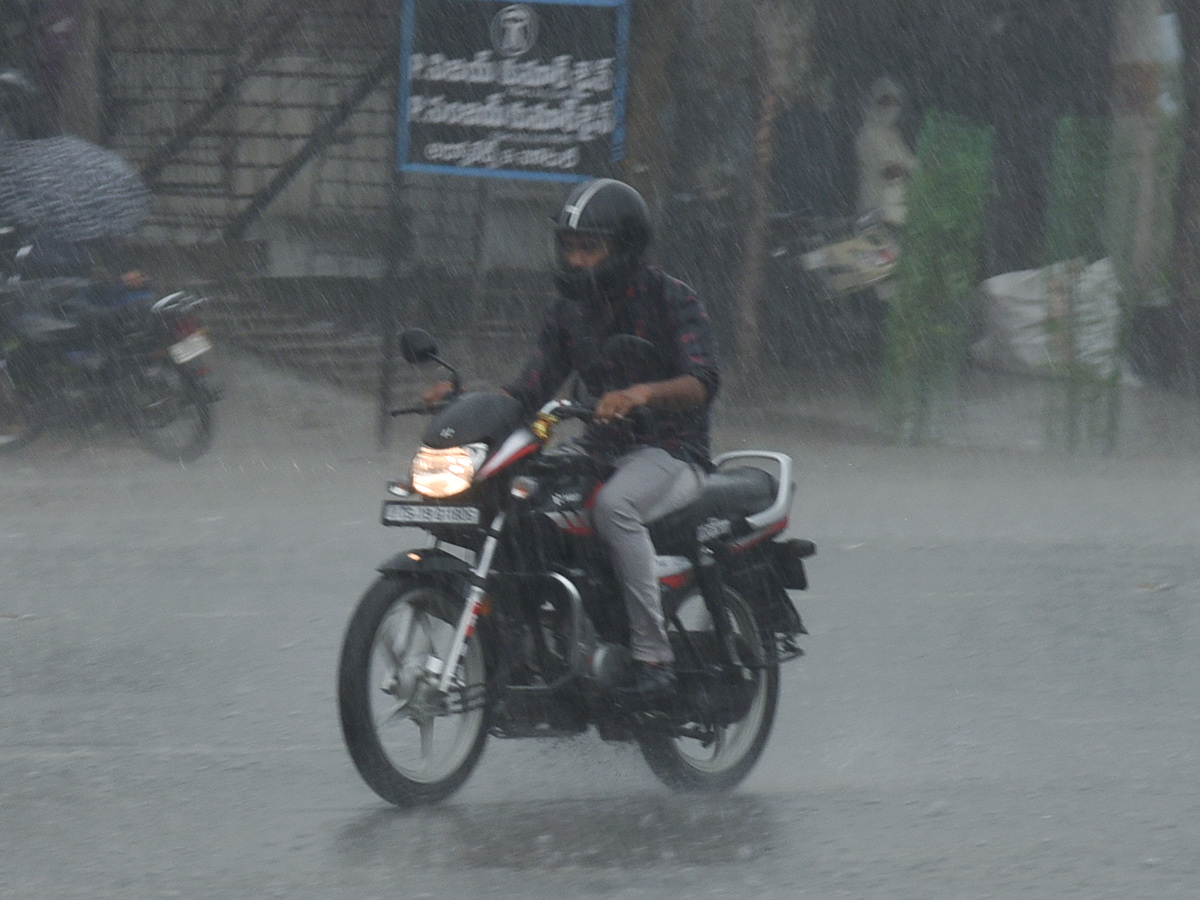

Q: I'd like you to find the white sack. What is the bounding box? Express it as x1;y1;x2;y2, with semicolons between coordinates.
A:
972;258;1123;379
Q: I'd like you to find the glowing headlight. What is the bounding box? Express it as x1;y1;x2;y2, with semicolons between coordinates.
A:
410;443;487;498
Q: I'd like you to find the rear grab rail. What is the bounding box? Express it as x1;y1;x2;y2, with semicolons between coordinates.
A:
711;451;795;531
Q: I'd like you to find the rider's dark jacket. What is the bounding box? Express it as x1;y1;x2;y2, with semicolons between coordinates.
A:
505;267;719;467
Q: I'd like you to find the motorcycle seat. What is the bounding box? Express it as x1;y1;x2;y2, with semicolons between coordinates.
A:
648;466;778;551
11;277;91;308
12;310;80;341
695;466;778;520
10;283;146;343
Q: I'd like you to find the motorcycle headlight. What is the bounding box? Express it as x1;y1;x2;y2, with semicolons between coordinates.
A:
410;443;487;498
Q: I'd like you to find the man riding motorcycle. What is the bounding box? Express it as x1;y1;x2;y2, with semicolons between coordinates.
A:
422;178;719;705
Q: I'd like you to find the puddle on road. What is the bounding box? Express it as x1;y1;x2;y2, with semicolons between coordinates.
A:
337;794;777;870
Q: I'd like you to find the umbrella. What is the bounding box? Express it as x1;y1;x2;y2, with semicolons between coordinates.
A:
0;135;149;241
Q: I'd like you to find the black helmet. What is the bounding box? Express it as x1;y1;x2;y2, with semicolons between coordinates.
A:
552;178;651;302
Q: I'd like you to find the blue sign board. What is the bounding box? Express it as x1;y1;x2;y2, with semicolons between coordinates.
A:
397;0;629;181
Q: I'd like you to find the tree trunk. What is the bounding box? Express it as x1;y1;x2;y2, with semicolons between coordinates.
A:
619;0;685;206
733;1;816;380
1172;0;1200;392
733;83;776;380
1109;0;1162;297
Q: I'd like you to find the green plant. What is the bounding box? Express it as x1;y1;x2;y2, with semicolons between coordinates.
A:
1040;258;1123;452
1039;108;1183;453
1043;116;1109;268
1041;116;1118;452
879;110;993;444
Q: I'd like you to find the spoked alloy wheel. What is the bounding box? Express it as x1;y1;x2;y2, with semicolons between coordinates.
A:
0;361;41;453
638;586;779;792
338;577;489;807
130;362;213;462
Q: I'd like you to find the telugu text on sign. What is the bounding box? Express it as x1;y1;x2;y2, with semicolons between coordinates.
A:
397;1;628;181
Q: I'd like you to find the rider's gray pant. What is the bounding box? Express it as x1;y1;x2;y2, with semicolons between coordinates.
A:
592;446;704;665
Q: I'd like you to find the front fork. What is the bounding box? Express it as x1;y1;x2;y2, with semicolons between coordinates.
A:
426;512;507;694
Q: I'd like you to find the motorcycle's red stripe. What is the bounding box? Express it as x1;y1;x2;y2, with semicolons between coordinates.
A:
728;518;788;552
477;439;539;479
562;512;594;536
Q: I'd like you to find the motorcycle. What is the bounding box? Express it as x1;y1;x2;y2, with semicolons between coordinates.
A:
0;226;220;461
337;328;815;806
766;209;900;363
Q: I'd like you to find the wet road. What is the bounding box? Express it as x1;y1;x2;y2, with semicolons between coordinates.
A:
3;354;1200;899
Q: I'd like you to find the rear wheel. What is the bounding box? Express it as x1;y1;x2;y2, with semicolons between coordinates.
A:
0;360;41;453
130;362;213;462
338;577;489;807
638;586;778;792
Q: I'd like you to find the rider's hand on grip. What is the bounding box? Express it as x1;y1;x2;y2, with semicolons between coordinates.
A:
422;380;456;408
593;384;653;426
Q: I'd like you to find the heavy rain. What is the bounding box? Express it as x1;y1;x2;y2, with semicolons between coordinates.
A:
4;1;1200;897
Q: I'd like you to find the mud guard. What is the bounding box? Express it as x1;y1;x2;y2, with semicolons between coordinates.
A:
376;546;472;580
721;542;811;639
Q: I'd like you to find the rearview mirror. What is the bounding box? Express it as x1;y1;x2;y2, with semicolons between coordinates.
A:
399;328;438;364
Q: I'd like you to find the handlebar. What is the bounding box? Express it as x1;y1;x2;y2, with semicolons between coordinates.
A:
544;396;654;431
391;396;655;429
390;401;446;417
546;397;593;421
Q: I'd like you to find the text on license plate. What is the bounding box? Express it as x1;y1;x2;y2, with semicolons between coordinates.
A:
169;332;213;364
382;502;481;526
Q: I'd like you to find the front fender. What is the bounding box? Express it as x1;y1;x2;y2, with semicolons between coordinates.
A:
376;546;472;580
374;548;491;661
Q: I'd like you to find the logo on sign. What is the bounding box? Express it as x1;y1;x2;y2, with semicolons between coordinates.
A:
491;4;538;58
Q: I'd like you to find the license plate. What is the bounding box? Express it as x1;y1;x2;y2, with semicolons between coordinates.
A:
382;501;481;526
168;332;212;364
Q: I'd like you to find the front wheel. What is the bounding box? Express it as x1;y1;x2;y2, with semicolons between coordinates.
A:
638;585;779;792
337;576;489;807
130;362;213;462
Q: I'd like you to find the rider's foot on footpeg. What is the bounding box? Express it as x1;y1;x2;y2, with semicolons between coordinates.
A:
618;660;676;708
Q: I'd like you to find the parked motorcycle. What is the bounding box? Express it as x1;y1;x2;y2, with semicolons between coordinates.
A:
766;209;899;362
337;328;814;806
0;226;220;461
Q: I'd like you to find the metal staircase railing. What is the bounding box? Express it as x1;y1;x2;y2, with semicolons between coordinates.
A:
99;0;398;243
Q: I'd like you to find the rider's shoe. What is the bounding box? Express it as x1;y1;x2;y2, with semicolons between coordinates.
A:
618;660;677;708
